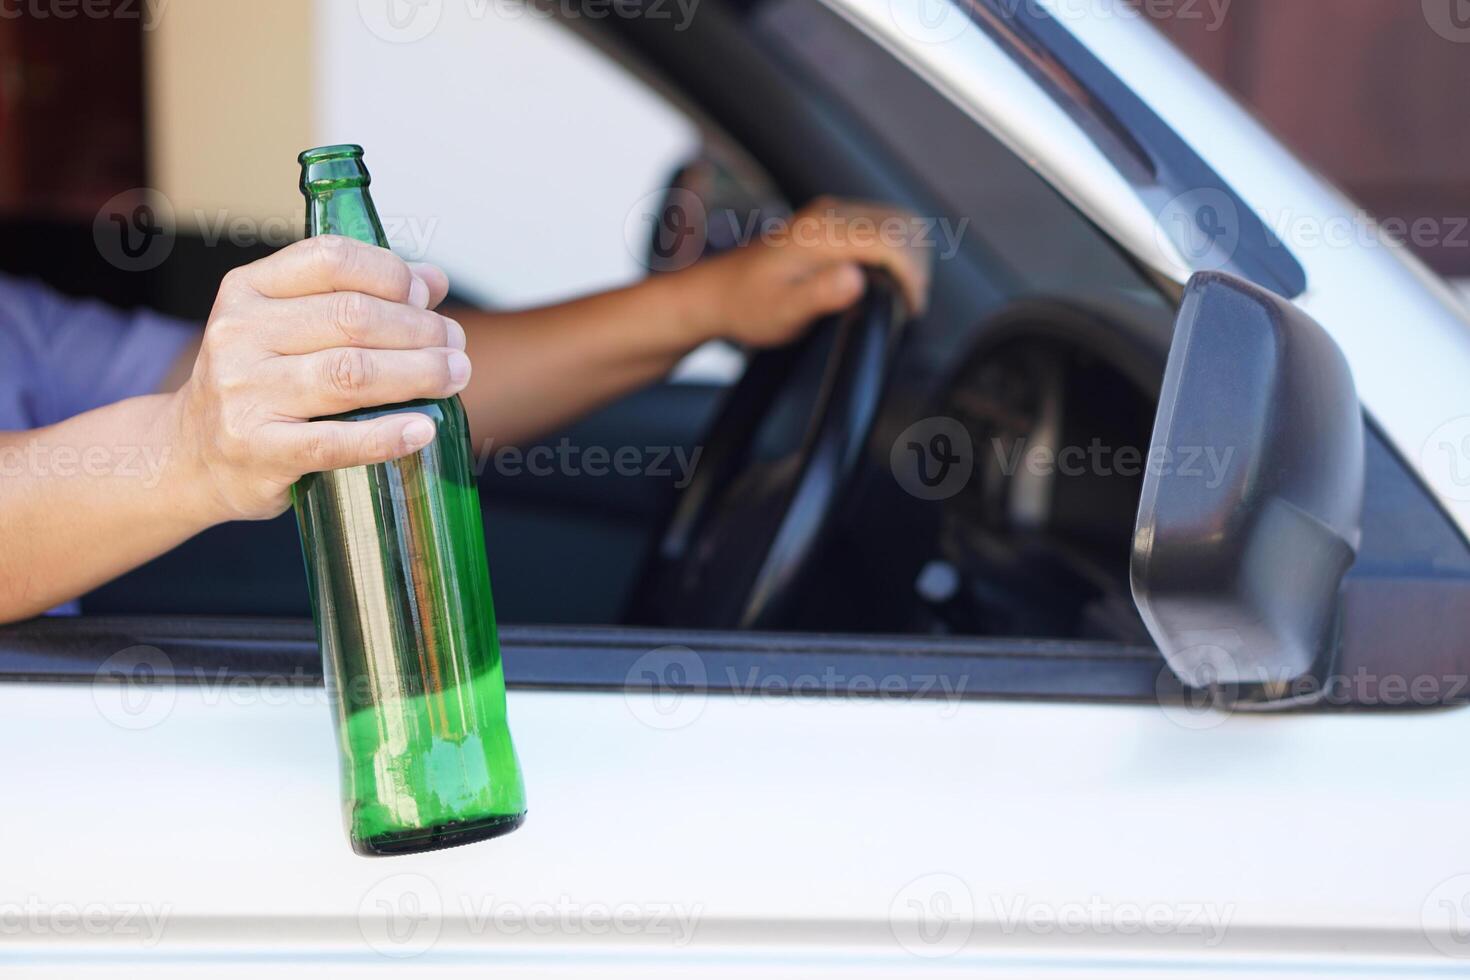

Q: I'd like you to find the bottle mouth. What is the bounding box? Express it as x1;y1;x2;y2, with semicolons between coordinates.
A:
298;143;365;165
299;144;370;195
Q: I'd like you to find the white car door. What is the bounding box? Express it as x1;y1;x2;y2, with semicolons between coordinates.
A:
4;614;1470;976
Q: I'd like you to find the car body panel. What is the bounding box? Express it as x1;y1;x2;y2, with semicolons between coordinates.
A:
4;682;1469;972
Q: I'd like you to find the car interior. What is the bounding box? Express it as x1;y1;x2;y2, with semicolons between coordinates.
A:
3;0;1466;669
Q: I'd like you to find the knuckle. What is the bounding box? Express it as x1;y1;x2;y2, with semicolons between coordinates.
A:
222;416;249;448
331;291;370;343
218;266;249;297
205;356;249;395
326;347;372;397
382;257;414;303
419;311;450;348
309;235;355;276
202;316;233;347
218;413;255;461
303;431;337;470
213;368;246;396
206;306;249;343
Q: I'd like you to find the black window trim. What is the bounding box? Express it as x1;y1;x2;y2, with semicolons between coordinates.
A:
4;612;1469;712
0;616;1165;705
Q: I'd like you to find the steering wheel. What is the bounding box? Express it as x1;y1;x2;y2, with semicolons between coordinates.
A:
627;269;909;629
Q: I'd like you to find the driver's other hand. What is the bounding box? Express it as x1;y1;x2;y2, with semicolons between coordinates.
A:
167;236;463;523
691;196;933;349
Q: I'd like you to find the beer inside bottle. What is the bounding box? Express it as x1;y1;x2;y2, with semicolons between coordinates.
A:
293;144;526;856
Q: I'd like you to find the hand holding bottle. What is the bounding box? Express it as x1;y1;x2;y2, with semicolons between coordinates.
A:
166;235;467;523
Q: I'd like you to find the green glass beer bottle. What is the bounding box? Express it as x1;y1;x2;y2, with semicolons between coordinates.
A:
292;144;526;856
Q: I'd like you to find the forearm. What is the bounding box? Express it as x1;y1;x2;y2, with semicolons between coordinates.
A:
0;394;217;622
451;265;716;445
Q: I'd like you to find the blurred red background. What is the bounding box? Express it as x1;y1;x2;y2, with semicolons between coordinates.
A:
1147;1;1470;277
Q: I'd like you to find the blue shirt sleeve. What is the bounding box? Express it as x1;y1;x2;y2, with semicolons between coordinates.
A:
0;274;198;430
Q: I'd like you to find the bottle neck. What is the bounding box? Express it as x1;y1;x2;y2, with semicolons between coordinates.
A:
305;185;389;248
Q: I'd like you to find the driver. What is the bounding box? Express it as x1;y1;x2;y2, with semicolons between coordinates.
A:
0;197;929;622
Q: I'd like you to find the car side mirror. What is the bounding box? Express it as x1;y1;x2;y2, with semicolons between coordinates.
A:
1131;271;1365;707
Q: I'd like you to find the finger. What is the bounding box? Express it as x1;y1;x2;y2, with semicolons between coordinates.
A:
237;236;419;303
789;202;933;315
782;262;866;329
408;263;451;310
255;292;465;355
268;413;439;474
802;237;930;316
873;250;931;317
267;346;471;417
